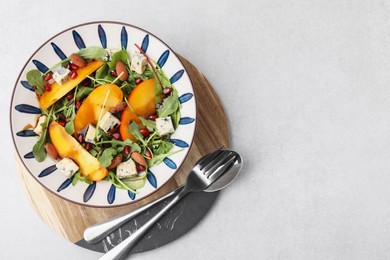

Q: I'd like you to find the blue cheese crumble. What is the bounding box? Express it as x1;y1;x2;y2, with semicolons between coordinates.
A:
56;158;79;178
155;117;175;136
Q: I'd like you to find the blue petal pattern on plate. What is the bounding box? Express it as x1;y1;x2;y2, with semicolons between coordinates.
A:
179;93;193;104
163;157;177;169
147;171;157;188
141;34;149;52
16;130;37;137
121;26;128;49
170;139;189;148
24;151;35;159
72;30;86;49
98;24;107;48
179;117;195;125
51;42;67;60
107;184;116;204
32;60;49;73
128;190;136;200
20;81;34;92
38;165;57;178
57;178;73;192
170;69;184;84
15;104;41;114
157;50;170;68
84;182;96;203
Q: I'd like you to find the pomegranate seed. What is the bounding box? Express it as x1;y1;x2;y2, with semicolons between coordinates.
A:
44;73;52;81
66;63;71;70
85;142;92;151
112;132;120;140
148;114;158;121
135;78;143;85
145;150;152;159
82;78;91;86
137;164;146;172
124;145;131;155
58;121;65;127
110;71;118;77
70;71;78;79
162;97;166;102
71;63;78;70
163;88;172;95
75;100;82;110
66;92;74;100
78;134;84;143
140;128;150;137
44;83;51;92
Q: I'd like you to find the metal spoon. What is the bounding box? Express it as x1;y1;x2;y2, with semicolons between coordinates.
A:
99;148;242;260
84;147;242;243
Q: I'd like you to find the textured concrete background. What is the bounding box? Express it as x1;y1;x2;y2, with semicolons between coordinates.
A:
3;0;390;259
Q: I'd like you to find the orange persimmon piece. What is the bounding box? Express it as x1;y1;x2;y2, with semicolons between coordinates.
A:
39;60;104;110
120;78;156;141
49;121;108;181
74;84;123;134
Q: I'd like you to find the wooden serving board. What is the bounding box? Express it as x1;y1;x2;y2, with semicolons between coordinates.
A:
15;55;230;245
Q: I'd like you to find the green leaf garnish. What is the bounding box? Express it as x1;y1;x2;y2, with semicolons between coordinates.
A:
26;70;45;95
107;50;129;69
77;46;108;60
98;148;117;167
157;95;179;118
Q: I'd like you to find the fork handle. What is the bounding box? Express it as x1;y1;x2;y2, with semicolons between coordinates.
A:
99;188;189;260
84;186;183;244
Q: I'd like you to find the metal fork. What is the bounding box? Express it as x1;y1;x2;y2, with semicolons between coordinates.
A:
100;148;238;260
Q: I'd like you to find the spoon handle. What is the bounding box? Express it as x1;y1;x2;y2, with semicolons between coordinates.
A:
99;188;189;260
84;185;184;244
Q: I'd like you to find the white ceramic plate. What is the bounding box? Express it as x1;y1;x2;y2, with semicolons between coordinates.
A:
10;21;196;207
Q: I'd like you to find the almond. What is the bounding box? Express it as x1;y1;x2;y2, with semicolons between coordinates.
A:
45;143;58;160
107;153;123;170
70;53;87;68
115;61;129;81
110;101;127;114
131;152;147;166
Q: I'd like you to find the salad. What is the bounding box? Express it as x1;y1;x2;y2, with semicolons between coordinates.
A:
25;44;183;193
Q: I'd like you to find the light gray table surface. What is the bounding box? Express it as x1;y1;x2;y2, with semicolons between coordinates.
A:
2;0;390;259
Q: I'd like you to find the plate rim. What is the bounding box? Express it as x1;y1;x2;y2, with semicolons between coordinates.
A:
9;20;198;208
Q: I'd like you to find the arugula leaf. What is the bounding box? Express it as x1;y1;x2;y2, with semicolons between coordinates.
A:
139;117;156;131
171;109;181;129
72;171;93;186
157;95;179;118
64;114;75;135
32;108;54;162
107;172;137;193
77;46;107;59
26;70;45;95
98;148;117;167
95;63;109;79
121;176;147;190
153;140;173;155
75;87;93;100
32;133;47;162
148;148;184;167
128;121;147;146
154;76;164;104
107;50;129;69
